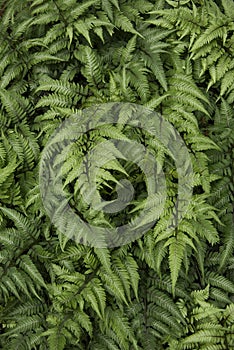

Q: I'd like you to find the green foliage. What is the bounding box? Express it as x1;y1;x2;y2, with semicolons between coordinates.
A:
0;0;233;349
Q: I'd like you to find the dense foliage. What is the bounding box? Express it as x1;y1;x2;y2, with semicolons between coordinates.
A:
0;0;233;349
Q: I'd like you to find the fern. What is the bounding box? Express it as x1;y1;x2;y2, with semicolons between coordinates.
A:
0;0;233;349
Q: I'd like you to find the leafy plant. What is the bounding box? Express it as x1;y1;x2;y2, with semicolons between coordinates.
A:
0;0;233;349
